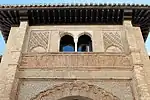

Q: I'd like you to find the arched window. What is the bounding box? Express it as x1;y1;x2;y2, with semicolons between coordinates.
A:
59;35;75;52
77;35;92;52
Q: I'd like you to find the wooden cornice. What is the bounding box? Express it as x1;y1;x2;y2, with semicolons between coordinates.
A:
0;3;149;42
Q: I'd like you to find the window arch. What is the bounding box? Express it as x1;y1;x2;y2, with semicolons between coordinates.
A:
59;35;75;52
77;35;92;52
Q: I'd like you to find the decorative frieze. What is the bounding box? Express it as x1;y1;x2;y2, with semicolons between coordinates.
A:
20;53;132;69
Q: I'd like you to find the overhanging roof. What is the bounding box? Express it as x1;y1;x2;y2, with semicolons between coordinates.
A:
0;3;149;42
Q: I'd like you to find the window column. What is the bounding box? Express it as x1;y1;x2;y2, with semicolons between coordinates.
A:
74;37;78;52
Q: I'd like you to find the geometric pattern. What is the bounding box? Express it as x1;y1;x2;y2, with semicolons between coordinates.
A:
28;30;50;52
103;32;124;52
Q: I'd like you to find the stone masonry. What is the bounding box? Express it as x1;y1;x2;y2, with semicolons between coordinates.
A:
0;20;150;100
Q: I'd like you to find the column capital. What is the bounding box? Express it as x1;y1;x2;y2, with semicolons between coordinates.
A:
74;38;78;43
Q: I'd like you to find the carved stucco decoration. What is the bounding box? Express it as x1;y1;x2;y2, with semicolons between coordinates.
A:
31;81;120;100
59;31;74;38
103;32;124;52
28;30;50;52
20;53;132;68
106;46;122;53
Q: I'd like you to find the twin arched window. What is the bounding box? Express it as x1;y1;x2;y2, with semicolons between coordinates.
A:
59;34;92;52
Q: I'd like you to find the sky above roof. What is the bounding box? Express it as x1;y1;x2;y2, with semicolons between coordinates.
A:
0;0;149;55
0;0;149;5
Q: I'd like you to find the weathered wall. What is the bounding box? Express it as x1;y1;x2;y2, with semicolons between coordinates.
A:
124;20;150;100
18;79;133;100
0;22;28;100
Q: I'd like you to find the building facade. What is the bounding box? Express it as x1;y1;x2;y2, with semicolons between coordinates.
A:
0;4;150;100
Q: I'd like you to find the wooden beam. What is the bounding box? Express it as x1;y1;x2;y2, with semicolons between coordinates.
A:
13;10;19;23
120;9;124;24
96;9;99;22
101;9;104;22
0;18;11;26
69;10;72;22
134;10;143;23
48;10;50;23
42;10;46;24
138;10;149;23
116;9;120;23
106;9;109;22
0;24;10;32
90;9;93;22
64;9;66;23
112;9;115;23
0;11;13;24
30;10;35;24
75;9;77;22
0;19;10;28
58;9;61;22
85;9;88;22
1;11;8;18
36;10;40;24
140;17;149;26
8;11;15;23
80;9;82;22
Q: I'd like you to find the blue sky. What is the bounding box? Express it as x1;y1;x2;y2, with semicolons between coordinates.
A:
0;0;149;55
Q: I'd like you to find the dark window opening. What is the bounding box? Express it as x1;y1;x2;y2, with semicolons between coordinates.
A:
60;35;75;52
77;35;92;52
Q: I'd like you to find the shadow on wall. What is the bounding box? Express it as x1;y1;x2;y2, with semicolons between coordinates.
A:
0;56;2;63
